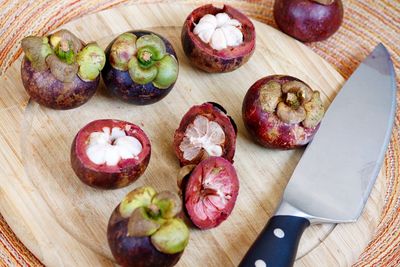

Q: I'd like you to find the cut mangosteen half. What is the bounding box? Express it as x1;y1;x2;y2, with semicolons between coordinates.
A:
181;4;256;73
173;102;237;166
183;156;239;229
107;186;189;267
71;119;151;189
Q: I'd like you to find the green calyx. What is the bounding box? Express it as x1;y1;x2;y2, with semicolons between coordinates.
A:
120;186;156;218
49;29;82;53
21;36;53;71
151;219;189;254
128;57;158;85
76;43;106;81
21;29;105;82
136;34;166;61
152;55;179;89
109;32;137;71
119;186;189;254
110;32;178;88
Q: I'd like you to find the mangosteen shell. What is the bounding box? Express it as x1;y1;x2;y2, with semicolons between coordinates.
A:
242;75;320;149
21;57;99;109
102;30;178;105
181;4;256;73
107;206;183;267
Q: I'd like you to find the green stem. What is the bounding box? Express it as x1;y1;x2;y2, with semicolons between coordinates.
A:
137;47;155;68
55;40;75;64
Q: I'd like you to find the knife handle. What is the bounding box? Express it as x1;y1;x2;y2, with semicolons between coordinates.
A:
239;215;310;267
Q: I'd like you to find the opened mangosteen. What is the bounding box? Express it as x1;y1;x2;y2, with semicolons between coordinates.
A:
242;75;325;149
107;186;189;267
179;157;239;229
173;102;237;167
102;31;178;105
274;0;343;42
21;29;105;109
70;119;151;189
181;4;256;73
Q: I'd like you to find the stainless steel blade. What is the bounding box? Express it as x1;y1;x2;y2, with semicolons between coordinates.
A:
276;44;396;223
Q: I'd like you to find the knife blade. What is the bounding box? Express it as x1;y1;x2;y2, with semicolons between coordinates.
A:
239;44;396;267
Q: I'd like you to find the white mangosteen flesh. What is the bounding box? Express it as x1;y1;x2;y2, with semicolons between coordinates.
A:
86;127;142;166
179;115;225;161
193;13;243;50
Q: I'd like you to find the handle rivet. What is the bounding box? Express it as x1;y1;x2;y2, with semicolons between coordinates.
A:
273;228;285;238
255;259;267;267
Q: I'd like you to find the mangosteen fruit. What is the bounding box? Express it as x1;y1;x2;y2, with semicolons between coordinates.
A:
274;0;343;42
70;119;151;189
21;29;105;109
181;4;256;73
102;31;179;105
107;186;189;267
180;156;239;229
242;75;325;149
173;102;237;167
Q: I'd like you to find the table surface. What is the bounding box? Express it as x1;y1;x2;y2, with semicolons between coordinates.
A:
0;0;399;266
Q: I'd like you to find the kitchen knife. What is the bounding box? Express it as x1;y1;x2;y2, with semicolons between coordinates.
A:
239;44;396;267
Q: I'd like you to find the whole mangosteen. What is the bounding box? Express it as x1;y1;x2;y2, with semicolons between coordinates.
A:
242;75;325;149
102;31;179;105
181;4;256;73
107;186;189;267
274;0;343;42
21;29;105;109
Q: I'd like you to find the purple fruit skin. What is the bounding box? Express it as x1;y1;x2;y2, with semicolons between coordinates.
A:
21;57;99;109
274;0;343;42
107;207;182;267
102;31;178;105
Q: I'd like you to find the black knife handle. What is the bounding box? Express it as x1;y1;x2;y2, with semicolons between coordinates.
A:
239;215;310;267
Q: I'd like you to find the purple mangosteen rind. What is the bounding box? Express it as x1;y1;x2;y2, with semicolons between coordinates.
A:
102;30;178;105
181;4;256;73
242;75;325;149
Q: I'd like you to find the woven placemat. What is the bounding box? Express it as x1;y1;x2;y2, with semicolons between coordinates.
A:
0;0;398;266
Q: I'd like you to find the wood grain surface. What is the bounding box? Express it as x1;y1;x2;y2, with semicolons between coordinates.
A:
0;3;386;266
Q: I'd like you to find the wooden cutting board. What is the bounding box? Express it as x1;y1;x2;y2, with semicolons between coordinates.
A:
0;3;385;267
